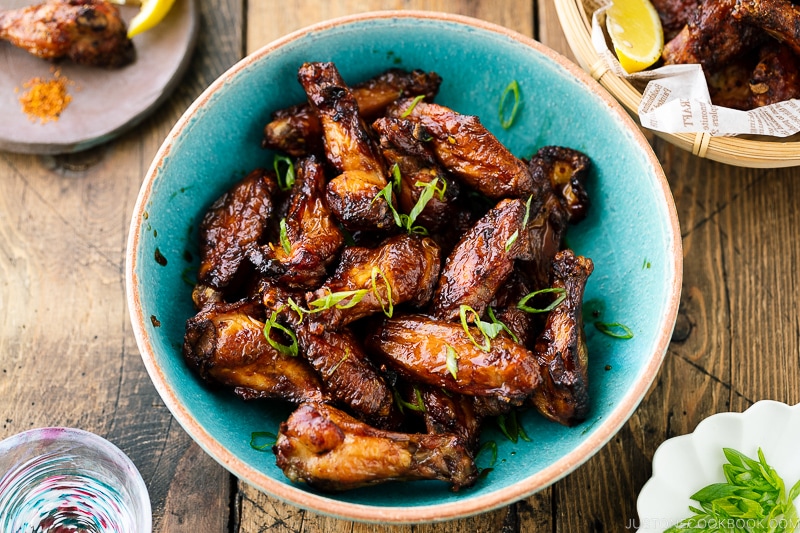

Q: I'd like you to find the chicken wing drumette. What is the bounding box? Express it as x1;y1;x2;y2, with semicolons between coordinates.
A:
0;0;135;68
274;402;478;491
298;61;395;231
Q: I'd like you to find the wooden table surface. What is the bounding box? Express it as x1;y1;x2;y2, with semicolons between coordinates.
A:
2;0;800;531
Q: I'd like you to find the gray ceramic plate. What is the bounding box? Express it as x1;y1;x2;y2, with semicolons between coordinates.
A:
0;0;197;154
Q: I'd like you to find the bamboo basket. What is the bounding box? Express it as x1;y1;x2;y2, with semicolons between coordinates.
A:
554;0;800;168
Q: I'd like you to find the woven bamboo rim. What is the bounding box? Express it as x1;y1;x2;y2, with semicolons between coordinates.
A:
554;0;800;168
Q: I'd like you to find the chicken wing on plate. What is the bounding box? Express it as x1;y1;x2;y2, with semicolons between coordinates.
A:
193;168;278;308
305;234;441;331
367;314;541;404
420;386;483;452
274;402;478;491
297;61;394;231
263;68;442;157
529;250;594;426
246;155;344;289
529;146;591;224
0;0;135;68
183;300;327;404
387;98;534;199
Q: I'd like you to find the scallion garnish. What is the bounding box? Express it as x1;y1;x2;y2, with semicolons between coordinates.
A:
505;195;533;252
249;431;277;451
459;305;492;352
498;80;521;129
263;308;298;357
400;94;425;118
504;230;519;252
487;306;520;343
594;321;634;339
327;347;351;376
307;288;369;313
393;386;426;414
497;410;530;443
476;440;498;469
273;155;295;191
370;266;394;318
445;344;459;380
279;217;291;255
390;163;402;192
517;287;567;314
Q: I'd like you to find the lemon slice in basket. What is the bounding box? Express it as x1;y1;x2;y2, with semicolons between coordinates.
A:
605;0;664;73
127;0;177;39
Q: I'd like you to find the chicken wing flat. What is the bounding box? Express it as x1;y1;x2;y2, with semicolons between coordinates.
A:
733;0;800;57
195;168;277;299
662;0;764;70
431;198;528;321
306;234;441;331
183;300;327;404
247;156;343;289
263;69;442;157
529;250;593;426
367;314;541;403
0;0;134;68
420;387;483;453
295;322;397;426
274;402;478;491
372;116;461;233
387;98;534;199
297;62;394;231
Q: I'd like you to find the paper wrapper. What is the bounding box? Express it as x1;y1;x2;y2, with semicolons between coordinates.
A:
591;5;800;137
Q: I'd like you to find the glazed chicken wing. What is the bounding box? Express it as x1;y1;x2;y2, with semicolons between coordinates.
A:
297;62;394;231
387;98;534;199
430;198;528;321
371;116;461;233
183;300;327;404
295;322;397;426
662;0;764;70
306;234;441;331
274;402;478;491
733;0;800;56
247;156;344;289
263;68;442;157
0;0;134;68
194;168;277;301
367;314;541;404
420;387;483;453
529;250;593;426
747;42;800;108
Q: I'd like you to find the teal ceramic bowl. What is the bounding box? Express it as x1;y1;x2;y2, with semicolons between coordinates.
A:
126;11;681;523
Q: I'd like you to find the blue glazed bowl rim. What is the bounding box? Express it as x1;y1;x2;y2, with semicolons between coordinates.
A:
126;10;682;524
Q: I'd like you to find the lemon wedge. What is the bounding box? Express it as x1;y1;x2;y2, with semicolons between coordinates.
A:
605;0;664;73
127;0;177;39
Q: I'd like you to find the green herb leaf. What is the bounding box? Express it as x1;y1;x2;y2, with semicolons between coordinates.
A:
594;321;634;339
273;155;295;191
279;217;291;255
498;80;521;129
517;287;566;314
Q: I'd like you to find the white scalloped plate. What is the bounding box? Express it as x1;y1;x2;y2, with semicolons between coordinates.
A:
637;401;800;532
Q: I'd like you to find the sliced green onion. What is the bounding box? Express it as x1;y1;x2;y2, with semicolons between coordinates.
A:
394;386;425;414
459;305;491;352
476;440;498;469
286;297;308;321
497;410;529;443
372;182;403;227
522;195;533;227
328;347;351;376
486;307;520;343
517;287;567;314
370;266;394;318
498;80;521;129
263;309;298;357
390;163;402;192
594;321;634;339
400;94;425;118
445;344;459;380
307;288;369;312
273;155;295;191
504;230;519;252
279;218;291;255
249;431;277;451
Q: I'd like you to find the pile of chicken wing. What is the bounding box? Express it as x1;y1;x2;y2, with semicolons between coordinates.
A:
655;0;800;109
182;61;595;492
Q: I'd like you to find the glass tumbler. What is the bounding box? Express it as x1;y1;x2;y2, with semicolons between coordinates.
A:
0;427;152;533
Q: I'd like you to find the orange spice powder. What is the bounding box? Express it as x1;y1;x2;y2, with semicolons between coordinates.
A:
16;69;74;124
